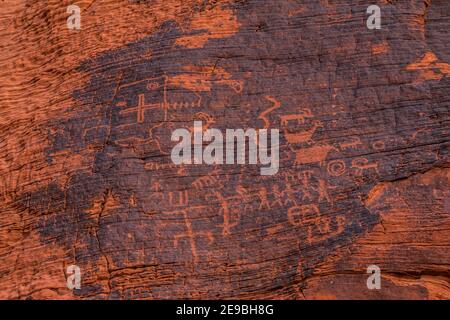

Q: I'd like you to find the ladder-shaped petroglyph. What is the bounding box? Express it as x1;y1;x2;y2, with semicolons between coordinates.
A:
173;209;214;264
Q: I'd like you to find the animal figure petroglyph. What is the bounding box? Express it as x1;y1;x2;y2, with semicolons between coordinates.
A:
116;136;166;155
258;187;271;210
351;158;379;176
186;112;216;134
285;120;323;145
339;137;363;150
294;144;337;165
280;109;313;126
83;125;110;147
115;122;171;157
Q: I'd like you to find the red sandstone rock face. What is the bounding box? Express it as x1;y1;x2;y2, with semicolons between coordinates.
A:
0;0;448;299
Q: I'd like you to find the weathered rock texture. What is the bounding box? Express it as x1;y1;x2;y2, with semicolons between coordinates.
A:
0;0;449;299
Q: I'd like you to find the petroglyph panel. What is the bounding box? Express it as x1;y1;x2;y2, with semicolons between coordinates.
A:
0;0;449;299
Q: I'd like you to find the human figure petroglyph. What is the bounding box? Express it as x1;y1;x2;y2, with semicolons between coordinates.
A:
314;178;336;205
282;182;298;207
258;187;271;210
236;185;254;212
151;182;164;194
129;194;137;208
352;157;380;176
271;185;284;208
299;170;314;201
272;182;298;208
210;192;240;236
26;14;439;298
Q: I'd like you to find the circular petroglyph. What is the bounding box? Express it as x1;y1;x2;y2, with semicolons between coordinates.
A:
327;160;346;177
